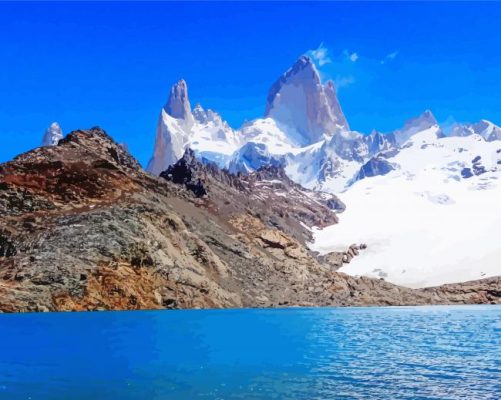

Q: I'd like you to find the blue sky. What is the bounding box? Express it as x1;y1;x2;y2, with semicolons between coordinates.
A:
1;2;500;166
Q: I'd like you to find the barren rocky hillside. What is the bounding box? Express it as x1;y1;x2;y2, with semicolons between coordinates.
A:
0;128;499;312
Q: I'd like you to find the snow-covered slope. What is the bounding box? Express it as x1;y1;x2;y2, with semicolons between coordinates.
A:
283;126;401;192
41;122;63;146
311;128;501;287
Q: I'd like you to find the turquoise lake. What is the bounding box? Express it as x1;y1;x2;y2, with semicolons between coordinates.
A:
0;305;499;399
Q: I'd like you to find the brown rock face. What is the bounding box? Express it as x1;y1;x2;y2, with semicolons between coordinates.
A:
0;127;499;312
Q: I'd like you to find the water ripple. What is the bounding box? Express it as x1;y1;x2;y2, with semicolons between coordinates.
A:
0;305;499;399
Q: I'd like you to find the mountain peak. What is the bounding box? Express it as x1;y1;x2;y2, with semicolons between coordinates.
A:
263;56;349;144
289;55;317;74
420;109;437;123
41;122;63;146
471;119;501;141
394;110;439;145
448;119;501;141
192;103;207;123
164;79;192;121
402;109;437;128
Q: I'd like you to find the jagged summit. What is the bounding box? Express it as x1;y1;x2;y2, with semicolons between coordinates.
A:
147;80;238;175
264;56;350;144
41;122;63;147
473;120;501;141
163;79;193;122
393;110;440;145
449;119;501;142
192;103;207;123
265;57;319;104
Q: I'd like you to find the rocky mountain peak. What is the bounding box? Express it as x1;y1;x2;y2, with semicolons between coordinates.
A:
394;110;440;145
192;103;226;127
448;119;501;142
164;79;193;122
192;103;207;123
41;122;63;147
289;55;318;77
365;129;396;155
60;127;142;172
407;110;438;129
159;148;209;197
264;56;349;145
473;120;501;141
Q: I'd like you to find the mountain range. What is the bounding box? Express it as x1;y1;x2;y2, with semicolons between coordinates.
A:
142;55;501;288
146;57;500;190
2;127;498;312
2;55;498;311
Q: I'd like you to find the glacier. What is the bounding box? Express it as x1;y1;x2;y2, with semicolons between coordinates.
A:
311;128;501;288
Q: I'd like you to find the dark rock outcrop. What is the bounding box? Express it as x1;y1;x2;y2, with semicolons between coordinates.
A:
461;155;488;179
356;156;395;181
160;150;207;198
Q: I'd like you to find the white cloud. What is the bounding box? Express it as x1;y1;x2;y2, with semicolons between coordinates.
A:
381;50;399;64
305;44;399;91
387;51;399;60
342;50;359;62
307;43;332;66
335;75;355;88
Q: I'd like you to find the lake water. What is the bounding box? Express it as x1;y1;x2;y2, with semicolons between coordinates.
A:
0;305;499;399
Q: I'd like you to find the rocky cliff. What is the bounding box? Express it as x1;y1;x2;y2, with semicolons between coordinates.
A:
0;128;499;312
264;56;350;143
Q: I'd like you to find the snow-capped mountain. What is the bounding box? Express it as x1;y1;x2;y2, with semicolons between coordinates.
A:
264;56;349;144
41;122;63;146
147;56;500;194
147;80;239;175
146;55;501;289
393;110;442;145
147;56;354;177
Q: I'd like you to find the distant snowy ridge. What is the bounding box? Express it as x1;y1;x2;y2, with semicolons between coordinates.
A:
449;119;501;142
